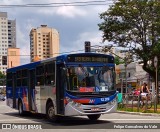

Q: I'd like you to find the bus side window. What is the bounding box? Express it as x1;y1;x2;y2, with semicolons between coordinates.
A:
44;62;55;85
36;65;44;85
16;70;21;87
7;72;13;87
21;69;28;87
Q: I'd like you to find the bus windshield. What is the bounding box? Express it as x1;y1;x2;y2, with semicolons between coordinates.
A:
67;66;115;92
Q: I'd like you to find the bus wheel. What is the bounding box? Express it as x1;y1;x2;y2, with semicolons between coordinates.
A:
46;102;56;121
18;101;24;116
87;114;101;120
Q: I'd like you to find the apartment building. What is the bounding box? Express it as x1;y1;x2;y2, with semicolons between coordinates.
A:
0;12;17;74
30;25;59;62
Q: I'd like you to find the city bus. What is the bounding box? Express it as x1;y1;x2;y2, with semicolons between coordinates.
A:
6;53;117;121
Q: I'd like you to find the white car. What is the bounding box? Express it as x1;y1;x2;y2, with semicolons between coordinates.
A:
0;94;5;101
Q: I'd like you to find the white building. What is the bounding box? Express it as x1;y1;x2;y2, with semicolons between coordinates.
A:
0;12;16;74
116;62;148;93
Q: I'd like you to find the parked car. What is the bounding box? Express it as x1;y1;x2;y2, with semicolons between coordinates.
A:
0;94;5;101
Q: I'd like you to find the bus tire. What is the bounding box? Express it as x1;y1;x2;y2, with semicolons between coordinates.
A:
18;100;24;116
46;102;57;121
87;114;101;120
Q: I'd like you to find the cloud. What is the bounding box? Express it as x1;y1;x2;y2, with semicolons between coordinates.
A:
60;31;103;53
56;6;87;18
36;6;87;18
16;25;30;64
0;0;113;65
2;0;23;4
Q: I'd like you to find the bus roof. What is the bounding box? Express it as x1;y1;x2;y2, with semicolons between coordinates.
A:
7;53;114;72
56;52;114;63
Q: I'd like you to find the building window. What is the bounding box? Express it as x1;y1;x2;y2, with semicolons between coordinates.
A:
128;72;130;77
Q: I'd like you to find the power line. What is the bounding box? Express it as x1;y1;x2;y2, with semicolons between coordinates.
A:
24;0;108;5
0;0;113;8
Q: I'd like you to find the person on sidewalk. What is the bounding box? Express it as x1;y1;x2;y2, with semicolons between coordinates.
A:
140;82;151;101
141;83;150;94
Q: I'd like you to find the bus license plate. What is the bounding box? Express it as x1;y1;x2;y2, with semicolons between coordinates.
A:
91;107;100;111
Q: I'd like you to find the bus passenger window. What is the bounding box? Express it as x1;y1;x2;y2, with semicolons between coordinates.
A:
44;62;55;85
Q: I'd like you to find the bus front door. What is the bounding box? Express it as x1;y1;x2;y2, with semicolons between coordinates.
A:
56;64;65;115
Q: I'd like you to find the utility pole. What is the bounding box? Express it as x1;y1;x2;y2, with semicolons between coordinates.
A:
124;57;128;93
84;41;91;52
154;56;158;112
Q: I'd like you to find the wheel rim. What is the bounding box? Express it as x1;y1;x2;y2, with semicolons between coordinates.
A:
48;106;54;118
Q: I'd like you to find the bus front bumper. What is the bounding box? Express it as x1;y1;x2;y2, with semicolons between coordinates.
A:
64;99;117;116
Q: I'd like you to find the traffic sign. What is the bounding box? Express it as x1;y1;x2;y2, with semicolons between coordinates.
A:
154;56;158;68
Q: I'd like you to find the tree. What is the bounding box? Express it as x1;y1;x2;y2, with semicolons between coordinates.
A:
98;0;160;80
0;71;6;86
114;56;125;65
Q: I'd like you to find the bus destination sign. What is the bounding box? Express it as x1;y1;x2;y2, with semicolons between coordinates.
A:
67;56;108;63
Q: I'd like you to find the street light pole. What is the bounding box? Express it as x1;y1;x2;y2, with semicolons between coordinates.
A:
154;56;158;112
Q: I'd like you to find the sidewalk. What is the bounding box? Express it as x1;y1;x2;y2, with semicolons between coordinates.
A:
117;110;160;116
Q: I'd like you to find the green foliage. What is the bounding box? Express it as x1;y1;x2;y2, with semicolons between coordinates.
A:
98;0;160;79
0;71;6;86
0;71;5;79
115;56;125;65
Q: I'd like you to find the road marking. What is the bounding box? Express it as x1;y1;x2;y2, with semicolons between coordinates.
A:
102;118;160;121
0;118;29;122
0;105;7;107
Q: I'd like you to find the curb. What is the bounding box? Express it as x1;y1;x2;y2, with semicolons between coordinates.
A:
117;111;160;116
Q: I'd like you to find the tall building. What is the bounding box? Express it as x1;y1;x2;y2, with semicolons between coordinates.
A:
30;25;60;62
0;12;17;74
7;48;20;68
8;20;16;48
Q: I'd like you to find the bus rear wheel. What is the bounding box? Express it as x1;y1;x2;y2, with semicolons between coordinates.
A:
46;102;57;121
18;101;24;116
87;114;101;120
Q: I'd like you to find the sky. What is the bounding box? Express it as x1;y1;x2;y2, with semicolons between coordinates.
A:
0;0;113;65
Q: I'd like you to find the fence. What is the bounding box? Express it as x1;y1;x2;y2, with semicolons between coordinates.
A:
117;93;159;113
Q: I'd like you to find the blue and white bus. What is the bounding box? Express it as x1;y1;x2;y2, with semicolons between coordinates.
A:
6;53;117;121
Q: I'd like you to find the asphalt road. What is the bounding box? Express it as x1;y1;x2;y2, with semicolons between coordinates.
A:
1;100;160;132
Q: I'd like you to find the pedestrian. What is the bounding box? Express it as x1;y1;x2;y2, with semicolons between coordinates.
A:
141;82;150;95
140;82;151;101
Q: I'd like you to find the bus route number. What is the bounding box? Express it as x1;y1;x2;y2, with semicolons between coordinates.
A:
101;97;109;102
